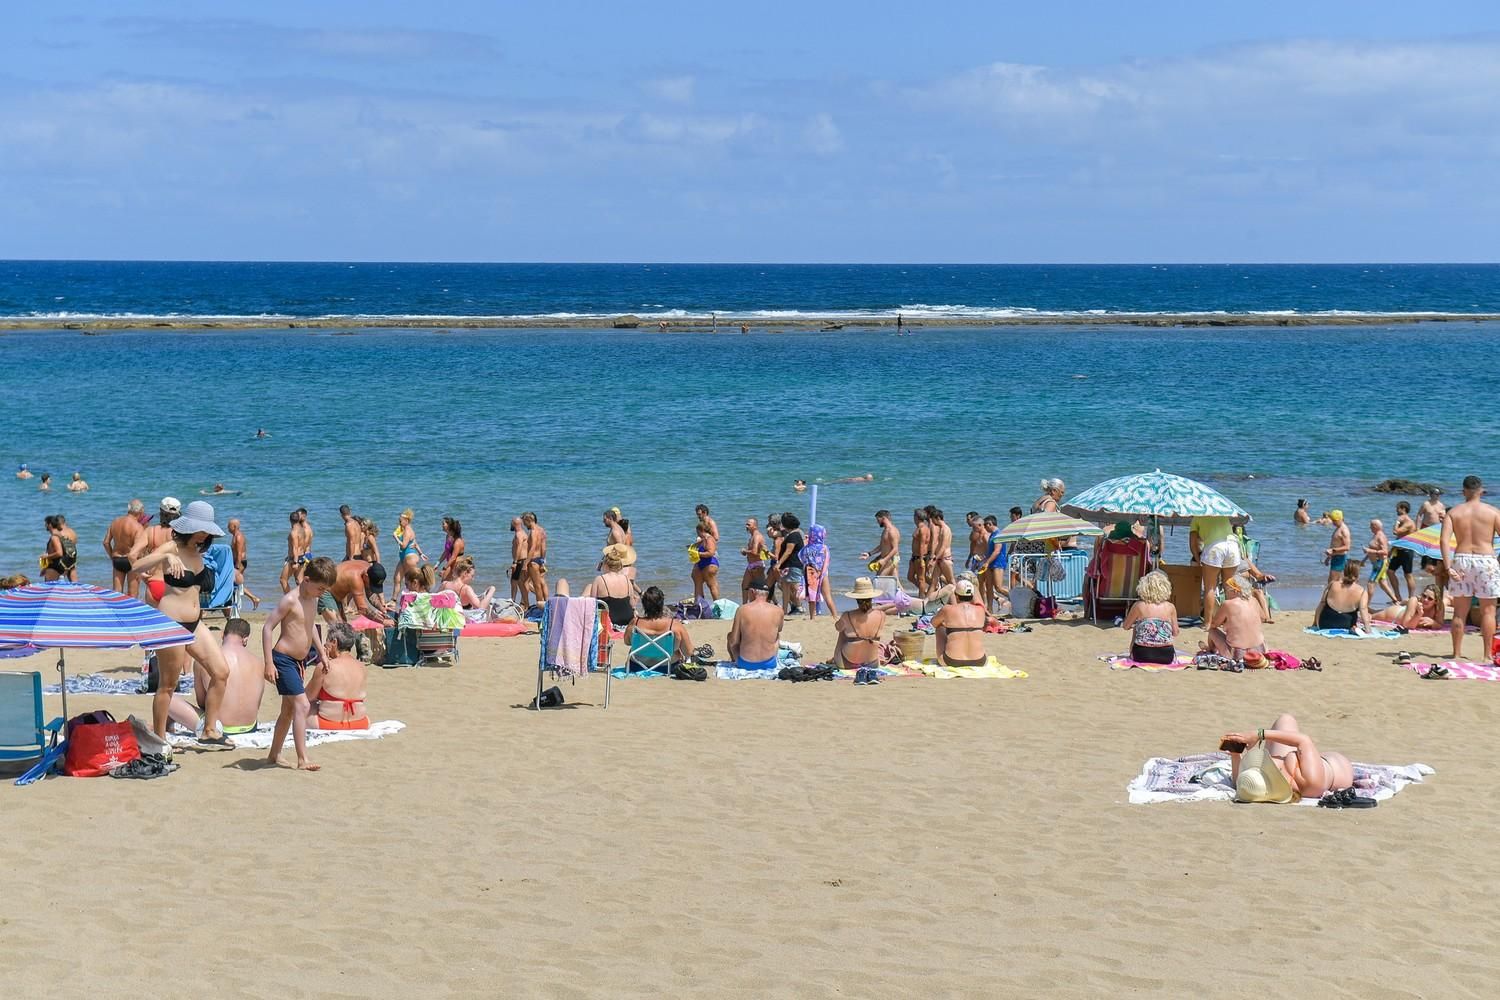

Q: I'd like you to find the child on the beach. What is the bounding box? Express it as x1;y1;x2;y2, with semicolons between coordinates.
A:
261;556;338;771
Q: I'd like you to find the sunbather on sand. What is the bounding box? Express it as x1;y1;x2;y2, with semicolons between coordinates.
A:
623;587;691;671
441;556;495;616
833;578;887;670
1312;561;1372;632
305;623;368;730
1221;713;1355;798
1371;585;1447;630
932;579;987;667
1204;575;1266;660
1119;570;1179;664
167;618;266;736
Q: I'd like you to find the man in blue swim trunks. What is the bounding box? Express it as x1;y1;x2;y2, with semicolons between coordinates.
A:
727;580;784;671
1323;509;1351;584
261;556;337;771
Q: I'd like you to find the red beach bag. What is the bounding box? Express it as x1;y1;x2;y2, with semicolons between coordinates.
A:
63;711;141;777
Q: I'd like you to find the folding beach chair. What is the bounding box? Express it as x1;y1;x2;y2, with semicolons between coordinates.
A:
0;671;66;786
535;598;613;709
627;628;676;674
199;542;239;621
414;627;461;667
1085;536;1152;624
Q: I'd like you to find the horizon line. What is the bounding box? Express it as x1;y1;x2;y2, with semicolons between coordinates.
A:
4;258;1499;267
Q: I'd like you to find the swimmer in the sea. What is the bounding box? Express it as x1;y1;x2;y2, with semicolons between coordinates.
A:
793;479;807;493
254;429;271;439
834;473;875;484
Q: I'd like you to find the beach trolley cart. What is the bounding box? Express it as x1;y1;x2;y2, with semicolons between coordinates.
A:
535;598;614;710
1013;550;1088;604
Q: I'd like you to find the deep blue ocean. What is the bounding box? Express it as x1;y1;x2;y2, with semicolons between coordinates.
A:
3;261;1500;320
2;262;1497;605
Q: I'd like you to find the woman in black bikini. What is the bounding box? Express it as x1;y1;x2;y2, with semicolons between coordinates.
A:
932;578;988;667
40;514;79;581
833;578;888;669
130;501;233;743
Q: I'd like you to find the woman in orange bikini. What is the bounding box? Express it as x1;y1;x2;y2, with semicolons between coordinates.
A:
304;622;369;730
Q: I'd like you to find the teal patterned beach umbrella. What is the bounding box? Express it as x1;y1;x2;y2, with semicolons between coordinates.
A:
1061;470;1251;527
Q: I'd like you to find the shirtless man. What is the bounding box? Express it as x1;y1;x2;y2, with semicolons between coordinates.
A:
67;471;89;493
726;580;785;671
1418;488;1447;529
167;618;266;736
226;517;261;609
262;556;337;771
927;506;955;590
1441;475;1500;661
1389;500;1418;602
695;503;719;542
523;511;549;605
740;517;769;602
861;509;902;579
509;516;531;608
965;511;986;572
330;559;392;625
102;499;145;593
341;504;362;560
1364;519;1399;604
908;508;931;597
280;509;314;592
1322;510;1351;584
128;496;180;603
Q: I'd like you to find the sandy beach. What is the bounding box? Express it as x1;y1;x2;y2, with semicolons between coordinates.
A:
5;611;1493;998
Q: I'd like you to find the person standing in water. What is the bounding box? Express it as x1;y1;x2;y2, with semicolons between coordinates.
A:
908;508;931;597
740;517;770;602
523;511;549;605
227;517;261;610
102;499;145;593
1389;500;1418;602
509;516;531;609
691;517;720;607
862;509;902;581
927;506;955;591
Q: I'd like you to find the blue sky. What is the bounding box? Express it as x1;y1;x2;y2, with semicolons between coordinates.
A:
3;2;1500;262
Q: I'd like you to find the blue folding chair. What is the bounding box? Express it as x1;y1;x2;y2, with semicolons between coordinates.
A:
1;671;66;786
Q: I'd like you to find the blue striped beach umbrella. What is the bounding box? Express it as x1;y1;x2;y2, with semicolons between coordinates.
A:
1061;470;1251;527
0;582;193;719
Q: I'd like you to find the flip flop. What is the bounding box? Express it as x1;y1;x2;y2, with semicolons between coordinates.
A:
195;733;235;749
1395;651;1413;664
1304;657;1323;672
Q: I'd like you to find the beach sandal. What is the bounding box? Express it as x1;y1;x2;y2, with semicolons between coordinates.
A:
1303;656;1322;672
692;644;715;665
1422;664;1451;680
195;733;234;749
1395;651;1414;665
1222;659;1245;673
1319;787;1376;809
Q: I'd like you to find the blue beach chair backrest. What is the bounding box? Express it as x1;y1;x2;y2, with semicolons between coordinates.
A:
630;629;674;668
0;671;46;759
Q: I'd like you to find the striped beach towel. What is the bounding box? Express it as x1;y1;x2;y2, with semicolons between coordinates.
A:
1402;661;1500;681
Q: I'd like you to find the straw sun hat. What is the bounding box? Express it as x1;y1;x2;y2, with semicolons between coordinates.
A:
1235;740;1298;804
844;577;881;600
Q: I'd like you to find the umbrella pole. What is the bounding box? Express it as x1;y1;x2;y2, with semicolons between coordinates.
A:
57;649;68;721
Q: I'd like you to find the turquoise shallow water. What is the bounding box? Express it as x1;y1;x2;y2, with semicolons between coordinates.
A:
3;322;1496;603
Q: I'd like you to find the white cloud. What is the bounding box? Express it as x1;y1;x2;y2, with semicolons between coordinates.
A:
643;75;695;104
803;112;843;155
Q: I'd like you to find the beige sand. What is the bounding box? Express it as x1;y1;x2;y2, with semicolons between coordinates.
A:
4;613;1494;998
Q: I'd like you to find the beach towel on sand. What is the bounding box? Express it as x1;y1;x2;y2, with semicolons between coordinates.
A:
1403;661;1500;681
1304;627;1402;640
46;672;192;695
905;657;1027;679
169;720;405;751
1127;752;1432;805
1100;653;1194;671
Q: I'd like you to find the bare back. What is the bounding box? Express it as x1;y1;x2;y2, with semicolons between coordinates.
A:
1448;500;1500;555
105;515;141;556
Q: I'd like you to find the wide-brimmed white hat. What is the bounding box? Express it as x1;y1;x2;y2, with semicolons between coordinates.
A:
170;500;224;537
1235;745;1297;803
844;577;881;600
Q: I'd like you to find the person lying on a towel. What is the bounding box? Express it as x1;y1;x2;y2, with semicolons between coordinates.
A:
167;617;266;736
304;623;369;731
1221;713;1355;802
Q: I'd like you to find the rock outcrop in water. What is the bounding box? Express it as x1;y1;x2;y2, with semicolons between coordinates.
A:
1372;478;1442;495
612;315;641;328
